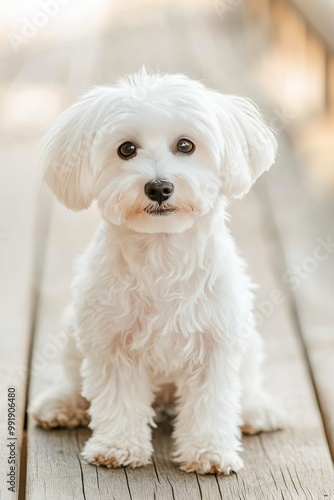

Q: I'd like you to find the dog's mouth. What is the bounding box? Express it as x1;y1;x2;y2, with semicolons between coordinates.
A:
144;203;177;217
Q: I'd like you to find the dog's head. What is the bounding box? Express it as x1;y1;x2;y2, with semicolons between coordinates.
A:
41;70;277;233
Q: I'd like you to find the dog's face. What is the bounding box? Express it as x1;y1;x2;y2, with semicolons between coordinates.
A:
93;106;222;233
41;71;277;233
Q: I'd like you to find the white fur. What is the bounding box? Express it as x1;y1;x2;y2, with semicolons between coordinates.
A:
30;70;285;475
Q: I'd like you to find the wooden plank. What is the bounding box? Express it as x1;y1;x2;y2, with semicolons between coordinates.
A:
223;184;334;499
0;23;86;500
0;143;41;500
263;133;334;459
0;22;101;498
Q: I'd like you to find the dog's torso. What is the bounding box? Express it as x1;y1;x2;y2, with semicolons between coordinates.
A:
72;205;255;380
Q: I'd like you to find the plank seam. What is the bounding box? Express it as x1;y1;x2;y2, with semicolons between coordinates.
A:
77;452;87;500
166;476;176;500
23;190;53;432
215;475;223;500
195;473;203;500
18;431;27;500
20;189;53;499
123;467;133;500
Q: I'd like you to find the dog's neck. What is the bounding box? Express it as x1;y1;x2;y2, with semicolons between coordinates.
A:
102;203;229;277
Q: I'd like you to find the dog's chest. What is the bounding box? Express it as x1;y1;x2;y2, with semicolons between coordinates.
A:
126;235;206;321
76;224;247;371
114;233;218;354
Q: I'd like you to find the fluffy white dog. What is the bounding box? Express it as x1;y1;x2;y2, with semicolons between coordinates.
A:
30;69;285;475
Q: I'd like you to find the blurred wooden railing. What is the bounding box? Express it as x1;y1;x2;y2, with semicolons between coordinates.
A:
289;0;334;53
288;0;334;114
245;0;334;193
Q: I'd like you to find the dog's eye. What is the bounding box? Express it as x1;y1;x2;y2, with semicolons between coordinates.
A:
118;141;137;159
176;138;195;154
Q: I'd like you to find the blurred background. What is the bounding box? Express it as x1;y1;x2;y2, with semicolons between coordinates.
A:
0;0;334;497
0;0;333;192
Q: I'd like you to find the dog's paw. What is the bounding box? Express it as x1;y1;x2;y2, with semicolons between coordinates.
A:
242;394;286;435
179;450;244;475
82;435;152;468
29;391;90;429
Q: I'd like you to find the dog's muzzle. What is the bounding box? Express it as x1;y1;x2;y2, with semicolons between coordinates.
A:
144;179;174;205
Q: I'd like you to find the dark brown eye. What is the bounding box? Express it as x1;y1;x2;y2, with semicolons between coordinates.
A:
118;141;137;159
176;138;195;154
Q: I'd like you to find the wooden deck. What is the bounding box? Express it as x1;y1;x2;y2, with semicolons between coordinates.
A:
0;0;334;498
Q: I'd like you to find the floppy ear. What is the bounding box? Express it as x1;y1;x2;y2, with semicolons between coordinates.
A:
40;88;107;210
212;93;277;198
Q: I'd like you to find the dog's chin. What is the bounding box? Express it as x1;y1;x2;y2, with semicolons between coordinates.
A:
122;210;195;234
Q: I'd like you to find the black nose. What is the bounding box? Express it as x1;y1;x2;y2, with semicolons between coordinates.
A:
144;179;174;204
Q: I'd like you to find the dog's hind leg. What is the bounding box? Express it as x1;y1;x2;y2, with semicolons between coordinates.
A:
29;306;90;429
240;331;286;435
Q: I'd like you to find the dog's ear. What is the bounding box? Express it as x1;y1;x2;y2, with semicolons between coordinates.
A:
40;88;108;210
212;93;277;198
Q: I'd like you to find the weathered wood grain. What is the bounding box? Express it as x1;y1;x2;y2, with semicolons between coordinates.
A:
0;27;69;500
0;143;40;500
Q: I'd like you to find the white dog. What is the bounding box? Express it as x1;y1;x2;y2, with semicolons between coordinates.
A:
30;69;285;475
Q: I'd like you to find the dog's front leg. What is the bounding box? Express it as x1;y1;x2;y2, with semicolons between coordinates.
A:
81;352;155;469
173;344;244;475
